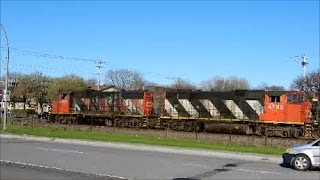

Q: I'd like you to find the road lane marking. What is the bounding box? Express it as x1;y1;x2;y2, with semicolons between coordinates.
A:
234;168;281;175
36;147;88;154
0;159;128;180
183;162;212;169
1;134;282;164
183;163;281;175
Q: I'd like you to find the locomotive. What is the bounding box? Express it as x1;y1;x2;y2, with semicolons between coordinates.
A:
49;87;320;138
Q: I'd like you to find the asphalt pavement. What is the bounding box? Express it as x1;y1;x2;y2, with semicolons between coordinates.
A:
0;134;319;180
1;161;119;180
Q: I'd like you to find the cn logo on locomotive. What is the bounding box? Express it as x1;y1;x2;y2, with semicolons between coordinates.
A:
59;99;68;104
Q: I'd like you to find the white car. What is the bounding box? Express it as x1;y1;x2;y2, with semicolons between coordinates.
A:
283;139;320;171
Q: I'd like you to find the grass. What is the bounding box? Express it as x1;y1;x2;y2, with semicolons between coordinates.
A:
0;123;285;156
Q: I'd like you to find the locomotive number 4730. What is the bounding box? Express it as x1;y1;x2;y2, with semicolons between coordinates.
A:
267;104;284;110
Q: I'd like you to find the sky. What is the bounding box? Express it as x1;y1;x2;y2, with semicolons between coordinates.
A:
0;0;319;89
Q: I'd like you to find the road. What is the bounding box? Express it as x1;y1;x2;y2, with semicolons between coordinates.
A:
1;161;118;180
0;134;319;180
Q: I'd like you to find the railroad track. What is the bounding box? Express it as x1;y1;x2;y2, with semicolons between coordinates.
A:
8;117;313;148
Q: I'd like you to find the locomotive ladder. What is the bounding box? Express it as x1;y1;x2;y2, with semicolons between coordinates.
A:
303;123;313;138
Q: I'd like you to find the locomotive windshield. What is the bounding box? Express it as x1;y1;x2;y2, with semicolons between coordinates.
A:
287;94;304;103
270;96;280;103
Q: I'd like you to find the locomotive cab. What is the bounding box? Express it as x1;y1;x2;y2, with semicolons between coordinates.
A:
51;93;71;114
260;91;311;124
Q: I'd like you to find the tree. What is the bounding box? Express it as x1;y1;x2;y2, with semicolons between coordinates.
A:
255;82;286;91
1;72;26;87
144;80;159;87
105;69;145;90
85;78;98;89
11;72;49;111
200;76;250;91
10;73;30;109
29;72;50;114
47;74;87;101
290;70;320;101
169;77;196;90
5;72;26;108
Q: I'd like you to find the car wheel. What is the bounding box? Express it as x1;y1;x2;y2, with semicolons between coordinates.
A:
293;154;311;171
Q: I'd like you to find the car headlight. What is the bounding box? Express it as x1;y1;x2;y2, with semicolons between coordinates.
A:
286;148;293;154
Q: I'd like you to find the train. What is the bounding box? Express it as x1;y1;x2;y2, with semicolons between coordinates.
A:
49;87;320;138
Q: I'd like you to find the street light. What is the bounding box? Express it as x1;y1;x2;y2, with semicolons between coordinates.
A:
1;24;10;131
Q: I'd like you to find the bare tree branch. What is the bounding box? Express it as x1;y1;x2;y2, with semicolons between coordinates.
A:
105;69;145;90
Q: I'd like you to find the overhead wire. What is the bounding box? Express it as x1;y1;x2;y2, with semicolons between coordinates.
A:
1;46;106;80
1;46;180;83
1;46;105;63
11;63;72;75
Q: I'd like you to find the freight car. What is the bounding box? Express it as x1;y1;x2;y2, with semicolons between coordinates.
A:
49;88;319;138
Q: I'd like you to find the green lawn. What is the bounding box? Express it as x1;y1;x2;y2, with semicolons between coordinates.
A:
1;124;285;156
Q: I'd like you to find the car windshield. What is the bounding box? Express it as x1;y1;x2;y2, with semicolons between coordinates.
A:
309;139;320;145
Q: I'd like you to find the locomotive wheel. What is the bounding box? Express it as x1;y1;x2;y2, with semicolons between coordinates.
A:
292;129;299;138
254;126;262;136
184;122;193;132
245;126;254;135
282;131;289;138
184;125;191;132
59;118;66;124
73;119;78;125
105;119;113;127
173;122;181;131
195;123;201;132
266;130;273;137
67;119;73;124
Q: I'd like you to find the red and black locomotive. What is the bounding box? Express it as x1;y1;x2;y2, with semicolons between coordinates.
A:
49;87;319;138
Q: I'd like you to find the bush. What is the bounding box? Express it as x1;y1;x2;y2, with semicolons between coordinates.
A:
10;109;36;118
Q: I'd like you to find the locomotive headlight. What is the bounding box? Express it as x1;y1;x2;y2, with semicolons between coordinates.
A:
286;148;293;154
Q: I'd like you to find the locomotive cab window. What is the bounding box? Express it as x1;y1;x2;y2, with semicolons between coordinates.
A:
287;95;303;103
270;96;280;103
61;93;67;99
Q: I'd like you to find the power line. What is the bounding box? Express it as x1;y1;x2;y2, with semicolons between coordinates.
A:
1;46;107;88
11;63;73;75
0;46;106;64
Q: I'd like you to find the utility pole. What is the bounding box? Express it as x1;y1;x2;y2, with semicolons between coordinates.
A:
1;24;10;131
301;55;308;81
300;55;308;96
294;54;308;101
96;60;104;91
294;54;308;94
